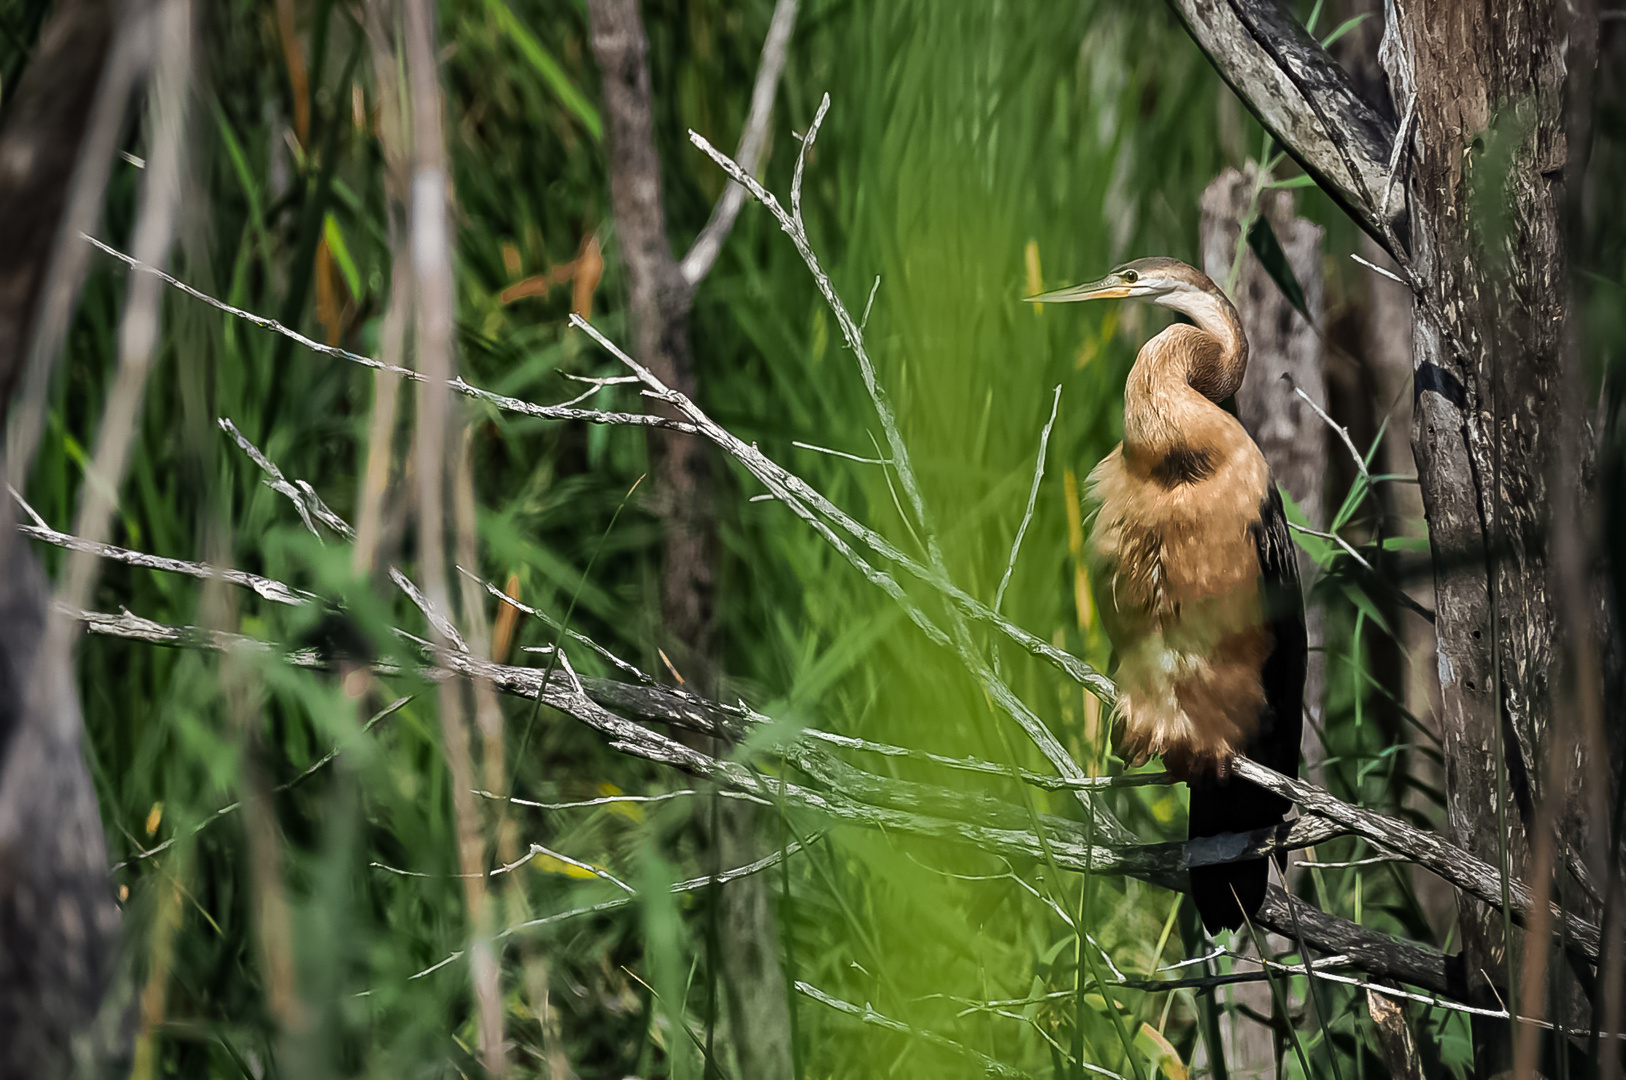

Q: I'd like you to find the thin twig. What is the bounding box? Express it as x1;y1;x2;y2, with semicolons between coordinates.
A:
390;567;469;653
374;842;634;892
474;788;764;811
1351;251;1406;286
553;372;640;408
86;235;698;435
791;440;890;466
795;981;1043;1079
1287;520;1374;571
994;385;1060;614
406;834;817;982
1287;379;1368;481
860;275;881;331
217;417;324;538
678;0;799;286
800;726;1168;793
462;566;655;684
13;487;313;607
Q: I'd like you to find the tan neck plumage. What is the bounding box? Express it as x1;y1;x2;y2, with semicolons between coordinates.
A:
1121;283;1248;465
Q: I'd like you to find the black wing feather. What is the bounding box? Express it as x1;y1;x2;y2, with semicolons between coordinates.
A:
1187;483;1306;933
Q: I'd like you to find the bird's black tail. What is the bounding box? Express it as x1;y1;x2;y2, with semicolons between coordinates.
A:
1187;773;1291;932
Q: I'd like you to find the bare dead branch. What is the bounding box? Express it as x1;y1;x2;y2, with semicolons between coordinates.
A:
14;488;312;607
63;600;1466;997
84;238;1101;706
86;236;697;435
217;417;325;538
678;0;799;287
578;312;1131;848
679;132;1117;701
1164;0;1401;248
390;567;468;653
464;566;655;685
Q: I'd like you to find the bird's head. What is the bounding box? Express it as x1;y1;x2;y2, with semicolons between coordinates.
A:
1025;256;1246;398
1023;256;1219;309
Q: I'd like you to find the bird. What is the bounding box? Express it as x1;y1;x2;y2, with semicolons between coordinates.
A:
1027;257;1305;933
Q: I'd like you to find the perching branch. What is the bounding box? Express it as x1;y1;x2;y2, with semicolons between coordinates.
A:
1232;755;1604;965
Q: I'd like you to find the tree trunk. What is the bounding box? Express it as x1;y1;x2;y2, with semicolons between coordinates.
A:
586;0;715;685
1380;0;1609;1063
1356;232;1454;936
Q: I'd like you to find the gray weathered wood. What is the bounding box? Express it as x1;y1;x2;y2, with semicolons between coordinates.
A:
1165;0;1402;248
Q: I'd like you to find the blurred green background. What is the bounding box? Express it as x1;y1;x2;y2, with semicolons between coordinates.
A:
11;0;1613;1076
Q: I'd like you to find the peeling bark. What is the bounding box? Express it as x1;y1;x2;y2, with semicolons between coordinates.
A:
1379;5;1582;1059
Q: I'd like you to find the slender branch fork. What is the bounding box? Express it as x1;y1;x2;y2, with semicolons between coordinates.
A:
54;95;1606;1024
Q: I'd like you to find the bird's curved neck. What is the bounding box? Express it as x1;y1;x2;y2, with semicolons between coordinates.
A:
1121;288;1248;466
1158;285;1247;398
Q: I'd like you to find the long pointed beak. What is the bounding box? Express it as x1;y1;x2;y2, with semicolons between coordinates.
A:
1022;278;1130;303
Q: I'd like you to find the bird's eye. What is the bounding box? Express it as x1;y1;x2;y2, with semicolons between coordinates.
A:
1121;269;1139;284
